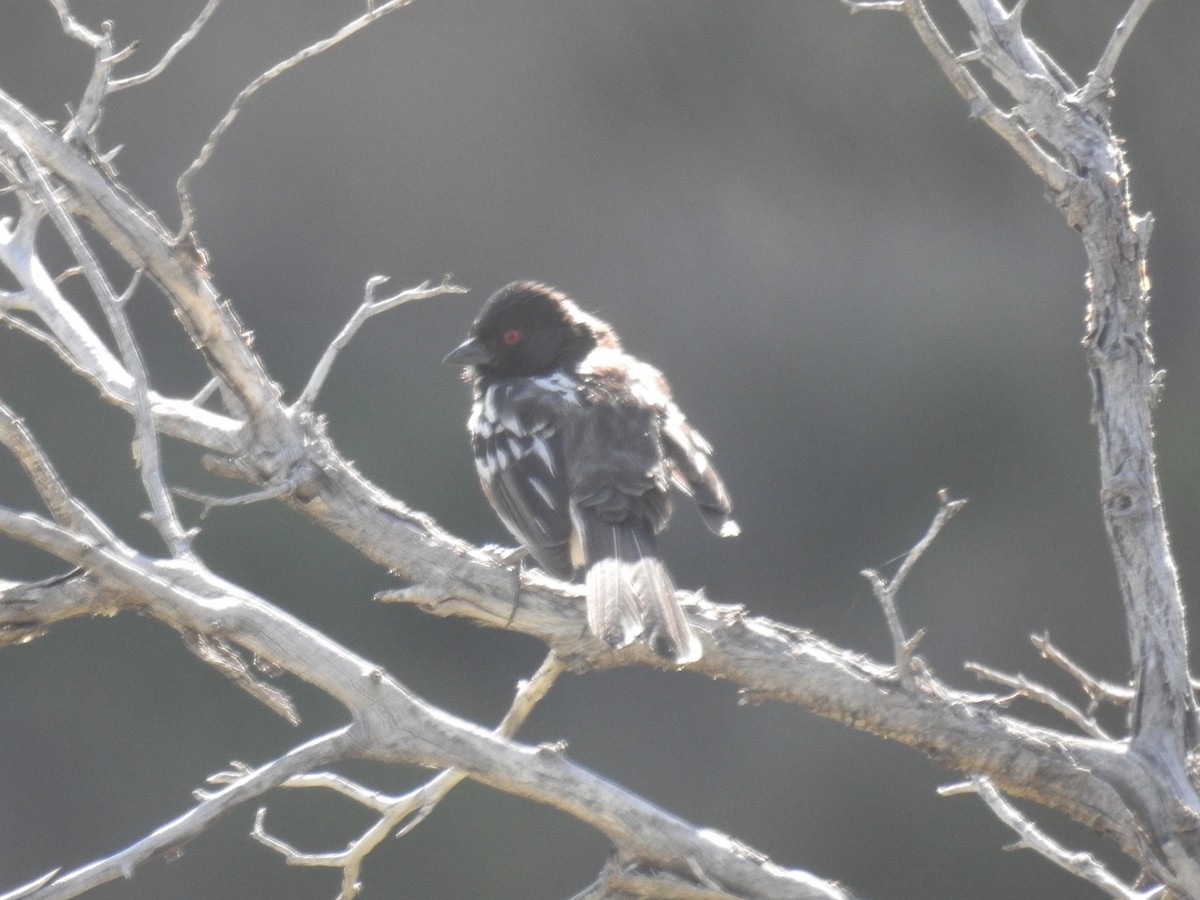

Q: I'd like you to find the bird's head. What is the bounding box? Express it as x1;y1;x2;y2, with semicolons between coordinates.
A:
444;282;614;378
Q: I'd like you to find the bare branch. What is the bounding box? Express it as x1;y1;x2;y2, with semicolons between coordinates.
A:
965;660;1111;739
17;728;356;900
246;653;567;899
175;0;413;236
852;1;1199;889
0;570;98;649
0;868;62;900
17;148;192;556
183;630;300;725
1032;632;1134;710
1083;0;1156;103
389;650;568;838
0;193;242;452
0;399;111;541
191;377;219;405
848;0;1073;192
110;0;223;91
45;0;103;49
4;5;1196;896
173;481;293;518
842;0;906;12
2;60;1169;883
0;86;291;443
0;502;851;900
0;314;69;367
295;275;468;410
47;7;129;149
51;0;218;147
941;778;1164;899
860;489;965;684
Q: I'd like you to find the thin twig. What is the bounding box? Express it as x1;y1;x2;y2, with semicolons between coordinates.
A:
175;0;412;237
941;777;1164;899
1032;633;1134;710
0;867;62;900
173;481;294;518
237;770;394;812
247;652;566;899
965;661;1111;739
0;314;72;365
110;0;222;91
846;0;1072;193
295;276;467;410
0;173;238;454
1082;0;1156;103
191;377;220;405
183;630;300;725
842;0;906;11
0;152;46;249
53;266;83;285
250;806;351;868
0;297;240;455
861;489;965;684
55;14;126;148
0;398;112;543
14;727;356;899
18;148;193;557
45;0;103;48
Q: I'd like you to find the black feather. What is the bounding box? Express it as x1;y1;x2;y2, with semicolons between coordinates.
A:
471;379;574;578
448;282;738;663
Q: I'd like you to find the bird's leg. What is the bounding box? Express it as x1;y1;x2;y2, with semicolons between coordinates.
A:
481;544;529;627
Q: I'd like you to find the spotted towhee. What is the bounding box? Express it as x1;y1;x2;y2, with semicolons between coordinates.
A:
445;282;738;663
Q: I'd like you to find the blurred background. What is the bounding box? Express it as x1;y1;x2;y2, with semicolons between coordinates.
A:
2;1;1199;897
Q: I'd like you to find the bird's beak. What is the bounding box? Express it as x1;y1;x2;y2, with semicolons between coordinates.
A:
444;336;492;366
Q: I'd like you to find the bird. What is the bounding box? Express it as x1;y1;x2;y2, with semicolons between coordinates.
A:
444;281;738;663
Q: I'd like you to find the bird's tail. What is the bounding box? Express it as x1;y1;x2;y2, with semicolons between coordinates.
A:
582;518;702;664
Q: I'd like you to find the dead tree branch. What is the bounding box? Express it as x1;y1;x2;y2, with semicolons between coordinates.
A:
845;0;1199;893
1;1;1195;897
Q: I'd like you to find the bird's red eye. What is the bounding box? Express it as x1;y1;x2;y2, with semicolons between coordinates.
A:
502;328;523;346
